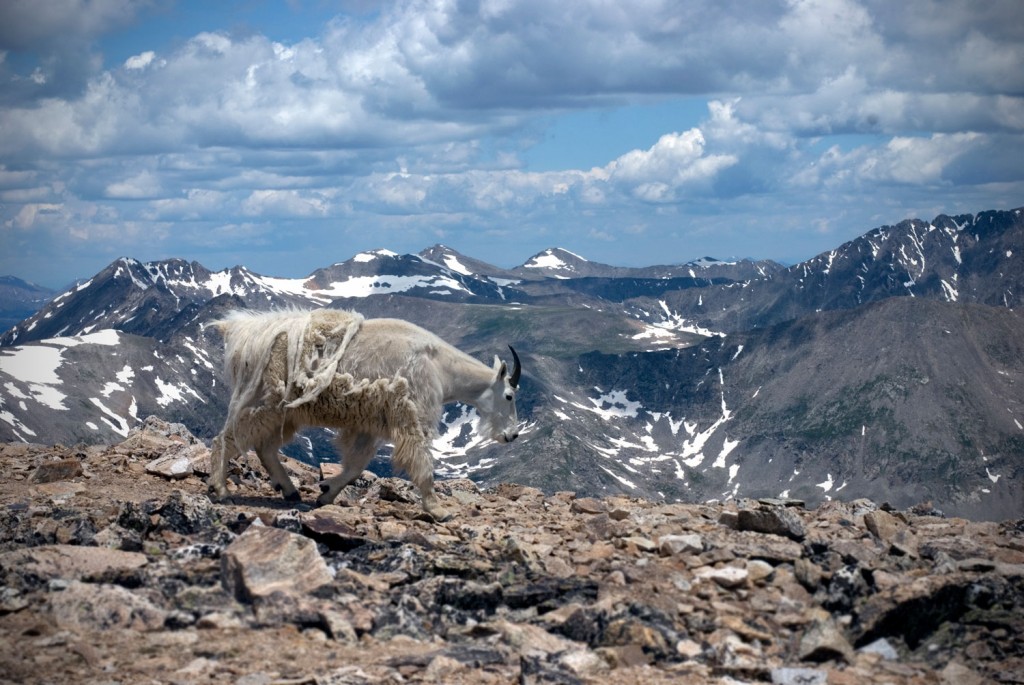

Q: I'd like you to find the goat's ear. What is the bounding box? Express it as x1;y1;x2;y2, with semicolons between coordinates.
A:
493;355;507;378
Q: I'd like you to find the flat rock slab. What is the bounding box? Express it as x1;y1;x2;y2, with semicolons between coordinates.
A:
0;544;148;583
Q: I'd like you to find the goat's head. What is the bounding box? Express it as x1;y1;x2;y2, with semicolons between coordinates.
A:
479;346;522;443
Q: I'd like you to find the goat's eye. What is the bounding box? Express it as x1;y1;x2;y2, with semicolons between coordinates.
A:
505;393;514;401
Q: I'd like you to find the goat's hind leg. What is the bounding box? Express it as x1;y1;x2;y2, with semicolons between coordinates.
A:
255;421;301;502
208;432;236;500
317;431;380;506
255;442;302;502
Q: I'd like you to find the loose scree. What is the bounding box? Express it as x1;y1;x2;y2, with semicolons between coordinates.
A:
207;308;522;521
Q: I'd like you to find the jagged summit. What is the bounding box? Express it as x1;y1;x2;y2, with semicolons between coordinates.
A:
417;244;517;282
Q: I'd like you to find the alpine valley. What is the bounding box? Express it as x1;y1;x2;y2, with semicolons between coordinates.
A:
1;207;1022;520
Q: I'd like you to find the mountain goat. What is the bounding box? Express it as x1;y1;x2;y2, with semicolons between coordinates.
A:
207;308;521;520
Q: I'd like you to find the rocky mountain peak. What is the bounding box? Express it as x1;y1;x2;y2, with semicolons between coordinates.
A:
1;419;1022;684
518;247;594;278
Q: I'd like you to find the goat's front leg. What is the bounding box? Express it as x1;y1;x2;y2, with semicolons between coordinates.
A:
394;436;451;522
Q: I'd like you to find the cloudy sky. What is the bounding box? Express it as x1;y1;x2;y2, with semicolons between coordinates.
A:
1;0;1022;288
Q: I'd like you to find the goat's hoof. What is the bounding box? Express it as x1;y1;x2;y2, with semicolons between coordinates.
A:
318;481;331;494
426;507;454;523
283;490;302;503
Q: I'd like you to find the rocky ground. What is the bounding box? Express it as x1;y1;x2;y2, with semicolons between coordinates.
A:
1;417;1023;685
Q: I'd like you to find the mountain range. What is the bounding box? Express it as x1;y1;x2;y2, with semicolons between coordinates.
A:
0;276;56;333
1;207;1021;520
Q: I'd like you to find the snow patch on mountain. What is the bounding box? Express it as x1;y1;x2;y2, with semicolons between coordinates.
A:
320;274;471;298
522;248;588;277
89;397;131;437
0;344;69;410
440;254;473;276
584;389;642;420
353;249;398;263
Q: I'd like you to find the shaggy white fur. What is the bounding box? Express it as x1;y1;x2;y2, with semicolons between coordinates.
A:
207;308;521;520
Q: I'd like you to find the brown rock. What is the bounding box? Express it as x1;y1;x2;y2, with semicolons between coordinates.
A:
596;644;650;668
618;536;658;553
572;541;615;564
602;618;669;655
889;527;920;558
117;416;198;455
719;615;774;643
30;458;83;484
542;555;575;579
571;497;607;515
608;506;631;521
940;660;988;685
220;524;333;602
490;619;580;656
745;559;775;585
301;507;371;551
863;509;902;543
795;559;824;591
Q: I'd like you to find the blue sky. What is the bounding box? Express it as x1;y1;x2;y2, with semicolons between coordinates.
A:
1;0;1022;288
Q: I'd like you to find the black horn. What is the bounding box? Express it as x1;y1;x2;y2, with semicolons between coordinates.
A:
508;345;522;388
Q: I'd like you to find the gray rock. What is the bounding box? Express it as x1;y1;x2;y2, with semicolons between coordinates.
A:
737;506;806;541
158;488;217;534
859;637;899;660
695;565;749;589
799;619;854;663
145;450;193;479
771;667;828;685
657;533;703;556
46;580;167;632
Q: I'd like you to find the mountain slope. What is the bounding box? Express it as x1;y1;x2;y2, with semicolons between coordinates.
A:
648;209;1024;335
510;298;1021;520
726;298;1024;519
0;328;224;445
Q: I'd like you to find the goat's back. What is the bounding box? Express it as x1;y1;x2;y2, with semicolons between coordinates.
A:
335;317;456;381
